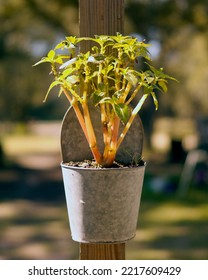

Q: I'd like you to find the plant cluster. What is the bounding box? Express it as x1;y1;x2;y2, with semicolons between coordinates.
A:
35;33;176;167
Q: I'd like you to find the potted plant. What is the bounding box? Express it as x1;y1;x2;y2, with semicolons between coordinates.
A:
34;33;175;243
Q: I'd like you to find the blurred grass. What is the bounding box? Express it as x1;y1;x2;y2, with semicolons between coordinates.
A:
127;190;208;260
0;192;207;260
0;130;208;259
3;134;59;156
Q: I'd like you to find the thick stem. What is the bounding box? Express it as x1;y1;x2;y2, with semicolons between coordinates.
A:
111;115;120;147
102;115;120;167
101;151;116;167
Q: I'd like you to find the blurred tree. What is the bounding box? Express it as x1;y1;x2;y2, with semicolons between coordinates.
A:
0;0;78;121
0;0;207;121
125;0;208;117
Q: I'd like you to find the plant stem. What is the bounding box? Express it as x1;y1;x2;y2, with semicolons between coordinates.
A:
82;84;102;163
121;81;132;103
111;115;120;145
100;104;109;145
101;114;120;167
98;63;109;146
62;87;89;142
125;83;142;105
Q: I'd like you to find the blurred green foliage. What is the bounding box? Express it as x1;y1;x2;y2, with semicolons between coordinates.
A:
0;0;208;121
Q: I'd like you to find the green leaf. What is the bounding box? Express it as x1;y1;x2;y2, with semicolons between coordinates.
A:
64;36;80;47
54;41;66;50
151;92;159;110
125;72;138;86
98;83;105;91
158;80;168;93
113;89;125;100
114;103;131;124
92;46;99;53
43;80;62;102
66;75;79;84
91;90;105;105
132;94;149;115
62;68;75;79
60;58;77;69
55;57;63;64
143;84;153;95
58;88;63;97
98;97;113;105
146;76;155;84
93;54;105;61
146;63;178;82
33;57;51;66
48;50;55;60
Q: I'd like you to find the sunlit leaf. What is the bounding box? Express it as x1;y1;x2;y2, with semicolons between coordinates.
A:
55;57;63;64
59;58;77;69
88;56;96;63
146;76;155;84
62;68;75;79
125;72;138;86
43;80;62;102
33;57;50;66
54;42;65;50
158;80;168;93
65;36;79;46
48;50;55;60
66;75;79;84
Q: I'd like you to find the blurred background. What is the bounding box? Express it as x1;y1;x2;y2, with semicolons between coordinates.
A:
0;0;207;259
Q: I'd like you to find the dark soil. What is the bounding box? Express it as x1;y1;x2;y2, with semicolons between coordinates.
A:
64;159;145;169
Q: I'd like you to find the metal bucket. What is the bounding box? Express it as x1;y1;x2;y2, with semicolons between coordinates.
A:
61;163;145;243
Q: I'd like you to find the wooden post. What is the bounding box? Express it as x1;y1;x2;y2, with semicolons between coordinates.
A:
80;243;125;260
79;0;125;260
79;0;124;36
79;0;124;51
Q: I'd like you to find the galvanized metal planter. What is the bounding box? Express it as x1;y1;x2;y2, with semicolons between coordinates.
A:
61;163;145;243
